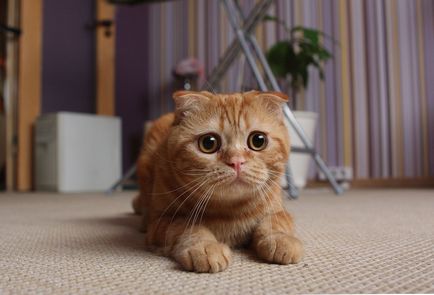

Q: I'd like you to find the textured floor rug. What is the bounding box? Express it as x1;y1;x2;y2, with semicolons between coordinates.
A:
0;189;433;294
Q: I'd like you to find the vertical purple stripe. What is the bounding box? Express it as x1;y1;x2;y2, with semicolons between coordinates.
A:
385;0;400;177
407;0;422;177
376;0;391;178
397;0;415;177
300;0;321;178
323;0;337;167
422;0;434;176
332;0;345;168
351;0;369;178
197;0;205;79
163;3;173;112
209;1;219;82
288;0;294;29
365;0;381;178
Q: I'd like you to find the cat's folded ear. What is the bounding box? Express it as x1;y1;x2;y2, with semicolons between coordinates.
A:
247;91;290;117
172;91;212;123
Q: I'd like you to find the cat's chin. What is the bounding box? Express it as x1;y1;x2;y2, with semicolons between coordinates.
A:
230;177;249;186
214;176;263;197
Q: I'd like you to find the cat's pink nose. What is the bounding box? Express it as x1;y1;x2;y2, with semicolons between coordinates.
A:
226;157;246;175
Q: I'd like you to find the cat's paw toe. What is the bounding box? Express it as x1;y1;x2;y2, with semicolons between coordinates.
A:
175;242;232;273
256;234;303;265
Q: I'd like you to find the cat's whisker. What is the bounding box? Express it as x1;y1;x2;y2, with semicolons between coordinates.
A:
248;167;292;186
166;177;210;224
242;173;265;185
248;166;283;178
153;175;209;242
183;168;212;172
267;168;293;178
148;176;206;196
181;172;211;176
184;184;213;235
150;149;215;176
197;184;216;229
259;181;275;240
182;169;212;173
156;171;215;246
194;185;214;227
254;184;274;242
179;168;214;177
184;183;215;238
267;177;285;190
164;177;211;248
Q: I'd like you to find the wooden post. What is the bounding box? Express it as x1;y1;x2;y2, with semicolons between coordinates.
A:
16;0;43;191
4;0;20;190
96;0;116;116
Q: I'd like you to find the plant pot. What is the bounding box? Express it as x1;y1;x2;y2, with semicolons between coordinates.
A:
284;111;318;189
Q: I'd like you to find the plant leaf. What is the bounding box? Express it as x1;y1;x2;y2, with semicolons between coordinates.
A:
317;47;333;60
263;15;291;33
292;26;340;47
302;28;319;46
263;15;280;22
266;41;293;78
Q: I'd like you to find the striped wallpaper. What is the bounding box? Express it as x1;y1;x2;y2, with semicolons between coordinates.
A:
119;0;434;180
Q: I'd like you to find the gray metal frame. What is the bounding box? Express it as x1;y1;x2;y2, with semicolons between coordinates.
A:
210;0;343;197
107;0;343;196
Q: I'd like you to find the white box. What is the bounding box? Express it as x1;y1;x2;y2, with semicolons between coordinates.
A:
34;112;121;192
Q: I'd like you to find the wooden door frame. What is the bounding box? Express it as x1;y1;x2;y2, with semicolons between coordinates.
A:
16;0;43;191
12;0;116;191
96;0;116;116
4;0;20;191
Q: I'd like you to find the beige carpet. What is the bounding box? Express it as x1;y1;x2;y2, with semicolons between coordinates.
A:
1;189;433;294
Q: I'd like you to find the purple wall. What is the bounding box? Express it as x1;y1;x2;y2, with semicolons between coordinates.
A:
41;0;95;114
42;1;154;172
115;5;152;172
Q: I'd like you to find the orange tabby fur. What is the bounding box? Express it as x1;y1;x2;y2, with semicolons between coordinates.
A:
133;91;303;273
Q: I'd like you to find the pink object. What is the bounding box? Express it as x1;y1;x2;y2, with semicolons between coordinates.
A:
174;57;204;79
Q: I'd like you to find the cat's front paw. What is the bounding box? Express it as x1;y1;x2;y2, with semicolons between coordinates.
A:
255;233;303;265
174;241;232;273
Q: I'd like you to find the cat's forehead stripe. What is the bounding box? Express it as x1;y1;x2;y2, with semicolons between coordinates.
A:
218;94;251;133
237;101;245;129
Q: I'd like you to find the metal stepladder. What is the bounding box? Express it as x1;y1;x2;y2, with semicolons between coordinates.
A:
108;0;343;197
207;0;343;198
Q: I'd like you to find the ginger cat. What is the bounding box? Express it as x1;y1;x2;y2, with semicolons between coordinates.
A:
133;90;303;273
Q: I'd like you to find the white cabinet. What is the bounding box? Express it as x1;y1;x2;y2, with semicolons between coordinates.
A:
34;112;121;192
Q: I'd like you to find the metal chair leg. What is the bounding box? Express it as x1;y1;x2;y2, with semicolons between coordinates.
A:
106;165;137;195
285;163;299;199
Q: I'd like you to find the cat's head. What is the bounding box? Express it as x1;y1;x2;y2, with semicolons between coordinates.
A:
167;91;290;199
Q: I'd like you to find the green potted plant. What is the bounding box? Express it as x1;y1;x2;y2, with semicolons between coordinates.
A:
265;16;335;108
265;16;337;188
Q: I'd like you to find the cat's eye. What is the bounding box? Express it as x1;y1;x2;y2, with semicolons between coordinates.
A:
247;132;268;151
198;133;221;154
